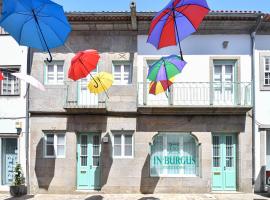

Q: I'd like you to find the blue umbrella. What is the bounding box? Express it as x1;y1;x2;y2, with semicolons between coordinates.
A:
0;0;71;62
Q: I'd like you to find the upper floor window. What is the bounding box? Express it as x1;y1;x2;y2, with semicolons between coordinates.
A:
0;67;20;96
45;61;64;85
260;53;270;91
112;131;134;158
112;61;132;85
44;133;66;158
264;57;270;86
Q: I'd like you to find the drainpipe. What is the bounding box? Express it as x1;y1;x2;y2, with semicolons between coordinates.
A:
130;1;137;30
25;48;31;194
251;14;264;186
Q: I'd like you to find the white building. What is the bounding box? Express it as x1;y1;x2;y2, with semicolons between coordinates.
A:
0;26;28;191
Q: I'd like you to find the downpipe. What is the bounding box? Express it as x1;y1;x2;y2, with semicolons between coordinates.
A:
251;15;263;187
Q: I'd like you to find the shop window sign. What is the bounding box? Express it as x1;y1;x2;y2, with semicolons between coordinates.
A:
150;133;198;177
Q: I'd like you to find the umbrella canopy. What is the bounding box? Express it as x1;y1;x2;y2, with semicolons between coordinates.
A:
0;70;4;81
12;73;45;91
68;50;100;81
147;55;186;82
0;0;71;62
87;72;113;98
149;78;174;95
147;0;210;59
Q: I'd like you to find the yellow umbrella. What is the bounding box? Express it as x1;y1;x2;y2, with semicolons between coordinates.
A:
87;72;113;98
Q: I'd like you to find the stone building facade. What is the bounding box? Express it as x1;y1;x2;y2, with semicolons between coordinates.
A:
28;8;270;194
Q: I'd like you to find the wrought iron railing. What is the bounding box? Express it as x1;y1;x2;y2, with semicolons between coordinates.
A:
137;82;252;107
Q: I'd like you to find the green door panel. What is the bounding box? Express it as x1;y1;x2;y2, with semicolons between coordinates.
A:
77;133;101;190
212;134;236;191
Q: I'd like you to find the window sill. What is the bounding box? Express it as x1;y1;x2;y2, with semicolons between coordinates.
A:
43;156;65;159
150;175;198;178
113;156;134;159
0;94;20;97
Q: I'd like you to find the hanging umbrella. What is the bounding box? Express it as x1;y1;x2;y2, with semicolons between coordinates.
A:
0;70;4;81
12;73;45;91
87;72;113;99
147;55;186;82
149;78;174;95
0;0;71;62
68;49;100;81
147;0;210;60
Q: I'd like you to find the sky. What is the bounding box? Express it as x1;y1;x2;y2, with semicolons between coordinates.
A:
53;0;270;13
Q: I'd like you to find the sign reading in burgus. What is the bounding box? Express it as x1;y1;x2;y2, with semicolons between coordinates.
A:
266;171;270;186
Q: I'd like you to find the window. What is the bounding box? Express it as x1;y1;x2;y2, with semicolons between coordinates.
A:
45;61;64;85
112;131;134;158
44;133;66;158
112;61;132;85
150;133;199;177
264;57;270;86
0;68;20;95
260;53;270;90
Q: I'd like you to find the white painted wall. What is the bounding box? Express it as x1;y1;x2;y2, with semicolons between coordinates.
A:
254;35;270;192
0;35;28;188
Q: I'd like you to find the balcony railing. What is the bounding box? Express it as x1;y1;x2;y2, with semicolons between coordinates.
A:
138;82;252;107
64;83;106;109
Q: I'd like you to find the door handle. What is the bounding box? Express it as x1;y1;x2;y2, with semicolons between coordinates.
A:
224;166;226;171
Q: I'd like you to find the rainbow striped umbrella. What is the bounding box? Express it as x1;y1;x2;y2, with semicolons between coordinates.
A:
149;79;174;95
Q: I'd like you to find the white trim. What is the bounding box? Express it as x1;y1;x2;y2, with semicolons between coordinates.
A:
112;61;132;85
112;131;134;159
45;61;64;85
43;133;66;159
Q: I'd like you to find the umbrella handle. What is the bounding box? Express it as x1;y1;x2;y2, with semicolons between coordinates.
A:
46;50;53;63
89;73;99;88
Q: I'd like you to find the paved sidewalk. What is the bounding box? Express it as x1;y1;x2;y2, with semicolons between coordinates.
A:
0;193;269;200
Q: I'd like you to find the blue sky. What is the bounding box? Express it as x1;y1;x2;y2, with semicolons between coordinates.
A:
54;0;270;13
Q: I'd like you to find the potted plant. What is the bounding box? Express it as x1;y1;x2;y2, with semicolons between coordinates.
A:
10;163;27;197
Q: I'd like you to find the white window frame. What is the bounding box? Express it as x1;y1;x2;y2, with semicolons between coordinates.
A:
112;131;134;159
43;133;66;158
0;66;20;96
264;57;270;86
45;61;64;85
112;61;132;85
260;53;270;91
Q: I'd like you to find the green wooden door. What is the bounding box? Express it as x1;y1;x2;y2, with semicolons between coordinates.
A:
212;134;236;191
77;133;101;190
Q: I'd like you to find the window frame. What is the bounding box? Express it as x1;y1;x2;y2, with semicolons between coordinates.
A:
112;61;132;85
150;132;199;178
43;133;66;158
260;53;270;91
0;66;21;96
44;61;64;85
112;131;134;159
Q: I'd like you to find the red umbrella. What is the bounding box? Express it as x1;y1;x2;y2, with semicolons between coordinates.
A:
68;49;100;81
0;70;4;81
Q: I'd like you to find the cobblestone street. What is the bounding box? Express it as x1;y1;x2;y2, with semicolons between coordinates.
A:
0;193;270;200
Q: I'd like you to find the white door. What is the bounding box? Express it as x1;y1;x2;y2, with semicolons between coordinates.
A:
78;69;98;106
213;61;236;105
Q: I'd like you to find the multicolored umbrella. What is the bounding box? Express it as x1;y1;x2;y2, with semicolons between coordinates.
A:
0;0;71;62
87;72;113;99
147;0;210;60
147;55;186;82
68;50;100;81
149;78;174;95
12;73;46;91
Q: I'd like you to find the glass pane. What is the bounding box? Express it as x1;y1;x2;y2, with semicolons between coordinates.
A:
46;134;54;145
124;135;132;145
93;146;99;156
225;65;233;74
81;145;87;155
214;65;222;74
93;157;99;166
81;156;87;166
213;136;220;167
124;145;132;156
114;135;121;145
57;145;64;156
57;64;63;72
46;145;54;156
93;135;100;145
114;145;121;156
226;136;233;167
114;65;121;73
57;134;65;145
124;65;130;72
81;135;87;145
48;65;54;72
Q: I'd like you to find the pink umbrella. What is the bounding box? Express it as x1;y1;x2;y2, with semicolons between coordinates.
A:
12;73;45;91
0;69;4;80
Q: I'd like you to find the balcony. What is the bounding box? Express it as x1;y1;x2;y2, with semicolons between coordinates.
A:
64;82;106;113
137;82;252;115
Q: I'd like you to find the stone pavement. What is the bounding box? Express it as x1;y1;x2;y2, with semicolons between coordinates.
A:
0;193;270;200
